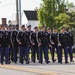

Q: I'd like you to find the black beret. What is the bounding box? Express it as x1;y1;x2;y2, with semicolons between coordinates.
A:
21;25;25;29
34;26;38;29
47;27;51;30
61;27;65;29
53;27;56;30
27;25;31;28
41;25;45;29
16;24;19;27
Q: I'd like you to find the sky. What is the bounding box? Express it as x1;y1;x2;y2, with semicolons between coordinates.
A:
0;0;75;24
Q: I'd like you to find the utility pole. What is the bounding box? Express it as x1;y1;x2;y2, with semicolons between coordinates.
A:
16;0;19;24
16;0;22;29
19;0;22;29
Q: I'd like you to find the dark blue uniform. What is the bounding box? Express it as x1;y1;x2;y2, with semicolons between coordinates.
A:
18;31;29;64
0;31;5;65
26;30;33;60
66;32;74;62
51;33;59;63
30;32;38;63
38;31;49;64
59;32;69;63
4;30;11;64
47;33;52;60
7;30;12;62
11;30;18;63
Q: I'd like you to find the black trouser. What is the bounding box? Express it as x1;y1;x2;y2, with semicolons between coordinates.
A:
31;46;38;62
52;45;58;62
13;46;18;63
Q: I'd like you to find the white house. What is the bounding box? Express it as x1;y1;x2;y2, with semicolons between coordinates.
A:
67;7;75;12
22;10;40;30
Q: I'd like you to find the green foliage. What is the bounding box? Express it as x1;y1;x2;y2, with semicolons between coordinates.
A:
66;1;75;8
37;0;66;28
54;13;70;29
67;11;75;28
37;0;75;30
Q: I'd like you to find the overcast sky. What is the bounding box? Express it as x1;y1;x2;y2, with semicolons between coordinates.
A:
0;0;75;24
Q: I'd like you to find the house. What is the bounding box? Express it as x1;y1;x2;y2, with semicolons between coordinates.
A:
67;7;75;12
22;10;40;29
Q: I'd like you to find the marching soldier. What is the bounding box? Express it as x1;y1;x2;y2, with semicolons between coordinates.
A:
38;26;50;64
51;28;58;63
58;27;69;63
5;29;11;64
27;25;33;60
30;27;38;63
17;25;30;64
47;27;52;61
7;25;12;62
65;28;74;62
11;26;19;63
0;25;5;65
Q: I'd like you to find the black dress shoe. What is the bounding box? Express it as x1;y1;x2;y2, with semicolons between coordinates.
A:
46;61;50;64
53;61;55;63
21;62;23;64
60;62;62;64
39;61;43;64
33;61;35;63
54;59;56;61
70;60;74;62
26;61;30;64
65;62;69;64
1;63;3;65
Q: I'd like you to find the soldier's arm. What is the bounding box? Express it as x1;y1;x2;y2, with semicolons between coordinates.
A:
10;31;13;45
16;31;20;43
38;32;42;46
30;32;33;44
71;32;74;46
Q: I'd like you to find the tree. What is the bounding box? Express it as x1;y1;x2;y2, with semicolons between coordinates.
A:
66;1;75;8
37;0;66;28
67;11;75;28
54;13;70;29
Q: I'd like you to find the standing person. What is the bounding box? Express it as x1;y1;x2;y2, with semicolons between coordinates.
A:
11;27;18;63
30;27;38;63
51;28;58;63
47;27;52;61
15;24;20;60
7;25;13;63
0;25;5;65
27;25;33;60
58;27;69;64
65;28;74;62
38;26;50;64
17;25;30;64
4;29;11;64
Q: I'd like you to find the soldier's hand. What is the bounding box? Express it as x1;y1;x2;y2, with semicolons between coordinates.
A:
28;45;30;47
8;45;10;48
12;43;14;47
38;43;41;46
32;43;35;45
19;42;22;45
0;44;1;46
49;45;52;48
58;44;62;46
52;42;55;45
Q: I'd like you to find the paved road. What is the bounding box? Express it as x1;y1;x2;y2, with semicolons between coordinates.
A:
0;68;42;75
0;59;75;75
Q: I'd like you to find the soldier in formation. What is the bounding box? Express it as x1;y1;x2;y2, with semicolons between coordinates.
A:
0;24;74;65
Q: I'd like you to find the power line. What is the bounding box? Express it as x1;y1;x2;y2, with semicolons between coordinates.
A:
0;3;15;7
30;0;40;5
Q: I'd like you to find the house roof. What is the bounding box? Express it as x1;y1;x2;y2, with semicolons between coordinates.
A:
67;7;75;12
24;10;38;20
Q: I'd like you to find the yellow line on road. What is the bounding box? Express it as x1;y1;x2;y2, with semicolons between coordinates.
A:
0;65;58;75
